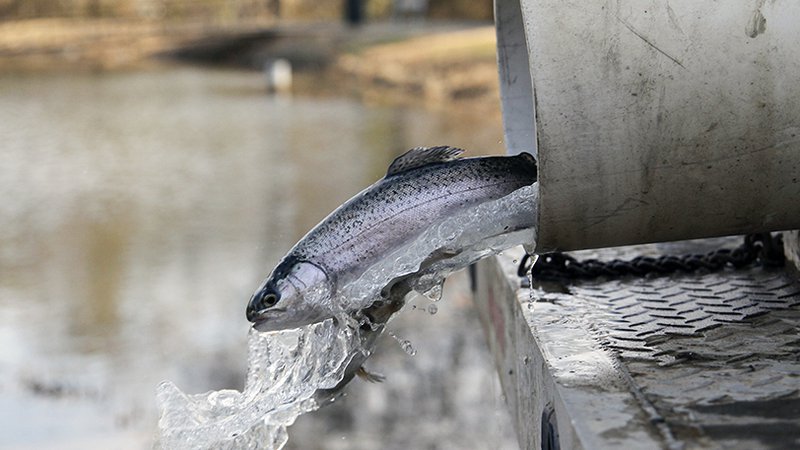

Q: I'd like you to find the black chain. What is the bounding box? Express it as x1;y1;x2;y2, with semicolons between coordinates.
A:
518;233;785;282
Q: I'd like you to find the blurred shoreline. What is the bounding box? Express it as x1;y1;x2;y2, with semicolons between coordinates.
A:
0;19;500;111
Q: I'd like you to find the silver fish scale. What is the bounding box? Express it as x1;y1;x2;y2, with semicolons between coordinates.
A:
287;155;536;278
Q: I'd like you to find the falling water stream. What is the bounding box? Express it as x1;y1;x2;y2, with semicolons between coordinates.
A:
156;183;538;449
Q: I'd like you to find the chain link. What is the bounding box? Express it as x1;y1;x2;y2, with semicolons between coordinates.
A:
518;233;785;282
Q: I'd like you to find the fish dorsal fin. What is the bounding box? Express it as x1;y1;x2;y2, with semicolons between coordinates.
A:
386;146;464;176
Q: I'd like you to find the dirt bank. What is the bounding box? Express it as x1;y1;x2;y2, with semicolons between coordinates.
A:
0;19;501;112
334;26;499;113
0;18;279;72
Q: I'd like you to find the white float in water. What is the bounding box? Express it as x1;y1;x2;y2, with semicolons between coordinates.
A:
264;59;292;94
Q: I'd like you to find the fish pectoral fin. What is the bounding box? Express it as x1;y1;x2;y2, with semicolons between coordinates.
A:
386;146;464;176
356;366;385;383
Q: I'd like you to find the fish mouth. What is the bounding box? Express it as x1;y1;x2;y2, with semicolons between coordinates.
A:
252;319;276;332
250;306;333;332
249;308;287;331
250;308;318;333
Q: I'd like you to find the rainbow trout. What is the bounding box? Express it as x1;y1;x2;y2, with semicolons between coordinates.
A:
246;146;537;332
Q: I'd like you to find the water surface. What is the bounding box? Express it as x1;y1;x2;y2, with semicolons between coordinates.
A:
0;67;515;449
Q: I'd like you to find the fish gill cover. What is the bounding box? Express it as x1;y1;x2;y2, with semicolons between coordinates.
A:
156;182;538;449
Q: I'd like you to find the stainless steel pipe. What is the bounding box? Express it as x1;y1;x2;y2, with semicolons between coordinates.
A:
496;0;800;252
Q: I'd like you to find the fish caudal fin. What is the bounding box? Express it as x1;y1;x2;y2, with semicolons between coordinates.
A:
517;151;537;171
356;366;385;383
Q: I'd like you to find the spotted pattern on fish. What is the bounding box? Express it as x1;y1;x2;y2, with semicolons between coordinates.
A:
273;150;537;284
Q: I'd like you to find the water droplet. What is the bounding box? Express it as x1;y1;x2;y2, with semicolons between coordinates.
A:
423;283;443;302
389;332;417;356
427;304;438;315
400;339;417;356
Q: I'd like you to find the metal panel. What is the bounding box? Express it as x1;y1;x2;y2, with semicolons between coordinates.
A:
473;239;800;449
785;230;800;275
496;0;800;252
472;249;667;450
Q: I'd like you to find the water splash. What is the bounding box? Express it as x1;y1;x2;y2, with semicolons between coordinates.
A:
422;282;444;302
388;331;417;357
339;183;538;311
156;183;538;449
399;339;417;356
156;318;361;449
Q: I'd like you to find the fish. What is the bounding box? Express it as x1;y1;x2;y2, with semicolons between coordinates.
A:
246;146;537;332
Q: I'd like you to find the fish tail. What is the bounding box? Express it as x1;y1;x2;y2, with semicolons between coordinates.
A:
514;151;538;181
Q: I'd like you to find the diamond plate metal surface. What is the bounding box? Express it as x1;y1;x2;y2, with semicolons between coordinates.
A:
530;237;800;449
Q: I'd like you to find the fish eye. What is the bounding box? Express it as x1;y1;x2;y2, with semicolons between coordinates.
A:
263;293;278;307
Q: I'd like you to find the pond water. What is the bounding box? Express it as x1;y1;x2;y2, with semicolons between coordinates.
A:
0;67;516;449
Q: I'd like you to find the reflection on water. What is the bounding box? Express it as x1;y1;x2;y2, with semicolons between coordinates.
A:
0;67;514;449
